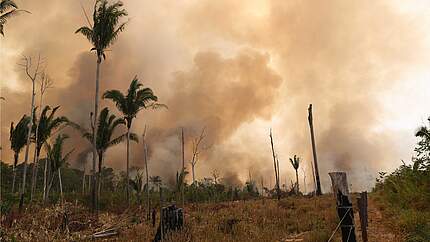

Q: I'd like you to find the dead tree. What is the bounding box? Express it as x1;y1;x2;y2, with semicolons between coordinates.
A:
269;129;281;200
181;128;185;209
190;128;206;184
143;126;151;220
30;71;53;201
18;54;42;210
308;104;322;195
301;166;307;194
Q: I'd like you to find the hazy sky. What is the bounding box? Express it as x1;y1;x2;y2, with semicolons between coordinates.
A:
1;0;430;191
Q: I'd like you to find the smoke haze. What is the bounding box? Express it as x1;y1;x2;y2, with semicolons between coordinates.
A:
2;0;430;191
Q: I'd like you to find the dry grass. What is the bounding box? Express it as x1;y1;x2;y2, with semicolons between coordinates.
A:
121;196;339;242
1;195;358;241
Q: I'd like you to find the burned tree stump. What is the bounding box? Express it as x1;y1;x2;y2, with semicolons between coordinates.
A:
329;172;357;242
153;205;184;242
357;191;368;242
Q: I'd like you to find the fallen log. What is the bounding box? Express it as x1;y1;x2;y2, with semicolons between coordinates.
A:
92;227;118;238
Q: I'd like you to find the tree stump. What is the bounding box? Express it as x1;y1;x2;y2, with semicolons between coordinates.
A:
153;205;184;242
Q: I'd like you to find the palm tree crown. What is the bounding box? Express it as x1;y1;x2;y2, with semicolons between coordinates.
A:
33;106;68;156
45;134;73;173
75;0;128;60
0;0;29;36
289;155;300;170
10;115;30;159
70;107;138;155
103;76;159;128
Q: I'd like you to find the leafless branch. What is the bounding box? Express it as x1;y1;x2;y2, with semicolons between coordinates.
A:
190;127;206;167
39;71;54;96
19;54;44;83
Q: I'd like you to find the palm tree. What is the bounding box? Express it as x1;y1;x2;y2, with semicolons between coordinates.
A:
0;0;29;36
69;107;137;201
9;115;30;193
289;155;300;194
103;77;161;204
75;0;127;211
45;134;73;203
129;168;144;204
28;106;68;202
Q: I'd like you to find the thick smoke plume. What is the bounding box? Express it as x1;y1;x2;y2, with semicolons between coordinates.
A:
2;0;430;191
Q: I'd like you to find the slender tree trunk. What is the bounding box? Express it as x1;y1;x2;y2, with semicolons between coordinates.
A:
181;128;185;208
12;154;18;193
308;104;322;195
31;92;44;201
43;157;49;202
144;144;150;220
269;130;280;200
126;127;130;206
46;173;55;201
58;168;63;204
30;145;38;201
192;164;195;184
91;56;101;212
82;164;86;195
97;153;103;204
295;169;299;194
88;173;91;193
303;170;307;194
19;77;36;211
30;149;41;202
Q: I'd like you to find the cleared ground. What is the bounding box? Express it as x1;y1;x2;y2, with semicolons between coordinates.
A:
1;194;402;241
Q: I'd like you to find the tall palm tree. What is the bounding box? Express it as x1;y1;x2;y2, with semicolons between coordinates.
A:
9;115;30;193
0;0;29;36
103;77;161;204
289;155;300;194
29;106;68;201
75;0;128;211
45;134;73;203
69;107;138;201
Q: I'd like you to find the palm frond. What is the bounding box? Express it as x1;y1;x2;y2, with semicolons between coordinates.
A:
75;26;94;43
0;0;17;12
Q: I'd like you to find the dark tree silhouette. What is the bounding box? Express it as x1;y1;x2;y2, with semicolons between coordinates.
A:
9;115;30;193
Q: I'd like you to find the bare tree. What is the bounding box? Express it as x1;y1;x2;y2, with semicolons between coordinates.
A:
308;104;322;195
190;128;206;184
269;129;280;200
143;126;150;220
18;54;42;210
30;71;53;201
301;166;307;194
181;127;185;208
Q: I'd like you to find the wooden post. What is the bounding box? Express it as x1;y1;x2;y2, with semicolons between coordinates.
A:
308;104;322;195
329;172;356;242
357;192;368;242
